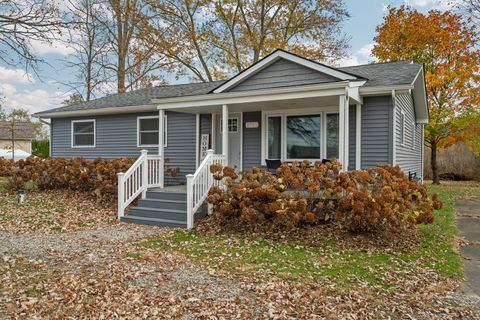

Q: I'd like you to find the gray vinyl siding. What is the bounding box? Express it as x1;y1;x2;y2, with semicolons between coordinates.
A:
51;111;197;185
395;93;423;178
200;114;212;148
243;112;262;169
229;58;338;92
348;105;356;171
361;96;393;168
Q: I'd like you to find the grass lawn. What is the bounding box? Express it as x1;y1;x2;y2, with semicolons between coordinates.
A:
140;182;480;287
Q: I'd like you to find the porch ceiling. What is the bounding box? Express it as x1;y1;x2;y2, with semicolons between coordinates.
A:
166;95;343;114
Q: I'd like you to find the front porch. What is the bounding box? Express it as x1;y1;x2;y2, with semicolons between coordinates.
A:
156;84;364;174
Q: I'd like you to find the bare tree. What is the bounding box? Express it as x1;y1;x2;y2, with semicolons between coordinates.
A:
0;0;67;73
148;0;350;82
65;0;109;101
96;0;168;93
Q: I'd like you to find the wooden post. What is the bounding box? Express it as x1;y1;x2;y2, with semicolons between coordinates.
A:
141;149;148;198
356;103;362;170
117;172;125;219
222;104;228;165
338;95;345;170
158;109;165;188
186;174;194;229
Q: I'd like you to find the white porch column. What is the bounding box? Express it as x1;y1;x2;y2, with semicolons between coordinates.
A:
344;96;349;170
338;94;350;170
195;113;200;167
355;103;362;170
158;109;165;157
158;108;165;188
222;104;228;164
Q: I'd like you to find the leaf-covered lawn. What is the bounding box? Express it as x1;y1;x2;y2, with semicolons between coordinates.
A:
0;182;479;318
0;190;118;233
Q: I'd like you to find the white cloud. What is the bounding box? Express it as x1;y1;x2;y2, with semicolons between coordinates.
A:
404;0;458;10
0;66;35;85
337;43;376;67
30;38;75;56
0;82;67;114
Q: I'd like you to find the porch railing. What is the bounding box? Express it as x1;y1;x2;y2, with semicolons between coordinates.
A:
186;149;226;229
117;150;164;218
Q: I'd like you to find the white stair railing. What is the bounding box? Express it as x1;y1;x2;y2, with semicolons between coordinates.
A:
117;150;164;218
186;149;226;229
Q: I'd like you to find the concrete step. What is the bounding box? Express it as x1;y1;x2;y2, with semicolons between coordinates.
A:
145;190;187;201
128;206;187;221
137;198;187;211
120;215;187;228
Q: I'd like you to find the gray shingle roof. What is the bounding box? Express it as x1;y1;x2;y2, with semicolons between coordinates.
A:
339;60;422;87
35;81;225;115
0;121;36;140
35;59;422;117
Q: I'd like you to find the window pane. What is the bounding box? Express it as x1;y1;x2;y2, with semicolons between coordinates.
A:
228;118;238;132
287;115;320;159
140;118;159;131
74;121;94;134
268;117;281;159
74;134;94;146
326;113;339;159
140;132;158;145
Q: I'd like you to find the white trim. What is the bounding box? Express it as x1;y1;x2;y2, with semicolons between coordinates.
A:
211;113;216;152
137;115;167;148
355;103;361;170
392;90;397;165
239;112;243;172
262;106;341;164
338;95;345;169
213;50;358;93
359;85;414;96
158;109;165;157
71;119;95;148
421;124;425;182
156;82;348;109
195;113;200;167
344;93;349;169
222;104;228;164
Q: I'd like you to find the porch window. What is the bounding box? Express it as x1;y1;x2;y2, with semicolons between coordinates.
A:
267;116;282;159
286;114;321;159
72;120;95;148
137;116;167;147
326;113;339;159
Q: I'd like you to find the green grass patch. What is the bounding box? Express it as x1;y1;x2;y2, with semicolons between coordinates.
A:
140;183;480;287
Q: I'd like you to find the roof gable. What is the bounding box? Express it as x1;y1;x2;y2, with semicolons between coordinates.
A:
213;49;360;93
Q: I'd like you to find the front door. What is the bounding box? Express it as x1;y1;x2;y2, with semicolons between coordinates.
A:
215;113;242;170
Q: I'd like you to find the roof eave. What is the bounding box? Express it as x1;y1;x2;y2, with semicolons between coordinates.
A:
34;104;158;118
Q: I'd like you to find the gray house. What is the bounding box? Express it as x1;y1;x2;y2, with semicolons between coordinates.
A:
35;49;428;228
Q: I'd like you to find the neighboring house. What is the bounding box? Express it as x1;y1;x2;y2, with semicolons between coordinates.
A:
0;121;36;154
34;49;428;228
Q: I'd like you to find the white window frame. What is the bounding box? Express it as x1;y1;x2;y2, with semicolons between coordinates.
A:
400;110;406;146
262;107;339;164
137;115;168;148
219;117;240;133
266;114;284;160
71;119;96;148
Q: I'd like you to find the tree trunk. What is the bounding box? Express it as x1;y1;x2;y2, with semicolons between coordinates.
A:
431;140;440;184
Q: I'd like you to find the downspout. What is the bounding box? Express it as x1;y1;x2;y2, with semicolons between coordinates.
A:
391;90;397;166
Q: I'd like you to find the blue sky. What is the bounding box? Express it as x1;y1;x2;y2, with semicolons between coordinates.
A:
0;0;454;115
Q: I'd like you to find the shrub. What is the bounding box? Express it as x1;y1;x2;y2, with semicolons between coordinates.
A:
207;162;441;233
335;165;439;233
32;140;50;158
207;160;343;229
